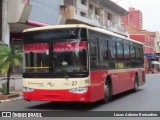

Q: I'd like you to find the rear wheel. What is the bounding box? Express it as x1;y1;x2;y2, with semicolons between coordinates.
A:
133;75;139;92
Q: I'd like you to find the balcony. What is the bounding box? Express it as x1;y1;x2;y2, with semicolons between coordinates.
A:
8;0;32;32
64;6;128;36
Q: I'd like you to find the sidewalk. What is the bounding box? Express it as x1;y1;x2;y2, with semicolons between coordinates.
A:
0;89;23;103
0;75;23;103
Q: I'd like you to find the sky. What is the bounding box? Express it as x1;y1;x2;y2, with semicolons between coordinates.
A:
111;0;160;31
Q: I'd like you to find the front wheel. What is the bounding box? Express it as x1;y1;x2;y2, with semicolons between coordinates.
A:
101;81;112;103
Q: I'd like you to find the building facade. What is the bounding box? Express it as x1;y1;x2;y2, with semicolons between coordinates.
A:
1;0;128;46
121;7;159;73
155;32;160;55
122;7;142;30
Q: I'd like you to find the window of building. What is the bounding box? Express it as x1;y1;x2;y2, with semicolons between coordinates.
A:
81;0;87;6
80;11;86;17
60;6;67;15
108;13;112;21
95;7;100;16
89;4;94;10
64;0;74;6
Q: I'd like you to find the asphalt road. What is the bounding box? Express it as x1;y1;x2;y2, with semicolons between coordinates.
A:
0;74;160;120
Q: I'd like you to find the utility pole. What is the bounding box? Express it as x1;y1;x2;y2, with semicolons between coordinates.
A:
2;0;10;45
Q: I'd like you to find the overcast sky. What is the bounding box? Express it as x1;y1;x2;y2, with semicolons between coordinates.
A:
111;0;160;31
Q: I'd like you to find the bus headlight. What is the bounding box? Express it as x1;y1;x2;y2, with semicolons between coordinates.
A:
23;87;35;92
69;87;88;94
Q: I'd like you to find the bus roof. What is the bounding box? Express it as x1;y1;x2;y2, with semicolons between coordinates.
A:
23;24;143;45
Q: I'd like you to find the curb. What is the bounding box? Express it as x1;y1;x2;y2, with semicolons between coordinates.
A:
0;96;23;103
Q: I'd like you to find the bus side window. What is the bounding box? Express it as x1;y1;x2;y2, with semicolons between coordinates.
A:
124;43;130;68
108;41;116;69
89;39;98;70
130;46;136;67
90;40;98;61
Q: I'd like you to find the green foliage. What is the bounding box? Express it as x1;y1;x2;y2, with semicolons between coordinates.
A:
0;45;22;95
0;83;7;95
0;45;22;75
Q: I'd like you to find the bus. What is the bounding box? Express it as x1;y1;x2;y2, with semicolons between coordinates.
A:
23;24;145;103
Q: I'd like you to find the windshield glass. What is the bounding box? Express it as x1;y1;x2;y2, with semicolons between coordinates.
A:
24;43;49;73
23;41;88;74
52;41;88;73
24;28;81;43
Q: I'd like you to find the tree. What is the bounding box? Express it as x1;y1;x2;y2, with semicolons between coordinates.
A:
0;45;22;95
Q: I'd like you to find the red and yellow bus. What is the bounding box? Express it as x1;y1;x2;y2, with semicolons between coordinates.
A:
23;24;145;103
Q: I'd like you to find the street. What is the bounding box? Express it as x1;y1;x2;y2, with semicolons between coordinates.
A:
0;74;159;112
1;74;160;120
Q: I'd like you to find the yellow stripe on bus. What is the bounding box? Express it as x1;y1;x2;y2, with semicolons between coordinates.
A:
108;68;145;74
25;67;49;69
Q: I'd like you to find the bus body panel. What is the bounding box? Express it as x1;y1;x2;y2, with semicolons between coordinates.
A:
89;68;145;102
23;68;145;103
23;77;91;102
109;68;145;95
89;70;108;102
23;89;91;102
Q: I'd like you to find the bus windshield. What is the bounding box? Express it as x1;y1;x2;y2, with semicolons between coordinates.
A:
52;41;87;73
23;41;88;73
24;43;49;73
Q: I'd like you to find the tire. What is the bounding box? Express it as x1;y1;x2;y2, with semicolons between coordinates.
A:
133;75;139;92
101;80;112;103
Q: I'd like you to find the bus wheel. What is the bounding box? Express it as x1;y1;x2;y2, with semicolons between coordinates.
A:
101;80;111;103
133;74;139;92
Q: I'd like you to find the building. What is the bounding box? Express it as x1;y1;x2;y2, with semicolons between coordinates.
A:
155;32;160;56
121;7;159;73
130;34;155;54
0;0;128;46
140;30;160;62
122;7;142;30
127;26;156;73
62;0;128;36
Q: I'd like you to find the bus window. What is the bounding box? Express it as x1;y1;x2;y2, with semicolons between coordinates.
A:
116;42;124;61
52;41;88;73
98;39;108;69
108;41;116;69
24;43;49;73
136;47;143;67
89;39;99;70
116;42;124;69
124;44;130;68
130;46;136;67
